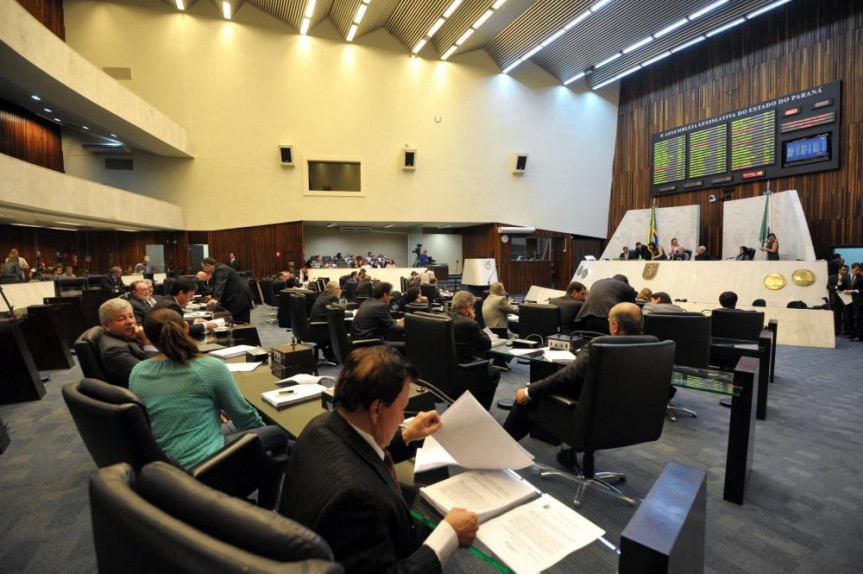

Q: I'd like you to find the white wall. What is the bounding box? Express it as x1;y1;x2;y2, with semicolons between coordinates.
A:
61;0;619;236
600;205;700;260
721;190;816;260
418;234;463;272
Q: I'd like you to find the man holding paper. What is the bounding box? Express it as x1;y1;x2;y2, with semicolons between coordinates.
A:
279;346;479;573
503;303;646;457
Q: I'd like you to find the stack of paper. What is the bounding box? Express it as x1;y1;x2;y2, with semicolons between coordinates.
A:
261;384;326;409
483;327;507;348
543;349;576;363
225;362;262;373
277;373;323;386
209;345;257;359
419;470;539;522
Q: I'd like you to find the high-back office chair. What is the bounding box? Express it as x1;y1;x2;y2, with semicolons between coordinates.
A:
344;281;358;303
288;294;332;366
643;313;711;421
87;275;105;290
405;301;430;314
710;309;764;342
75;326;111;383
56;277;88;297
420;284;438;303
404;313;495;409
63;378;288;508
517;303;561;344
259;278;277;306
529;336;675;506
89;462;342;574
400;277;410;293
325;306;380;365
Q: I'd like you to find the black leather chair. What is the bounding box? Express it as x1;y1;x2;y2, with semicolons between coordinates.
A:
404;312;496;409
325;306;379;365
518;303;561;344
56;277;88;297
87;275;105;289
644;313;711;421
289;294;332;365
89;462;341;574
75;326;111;383
420;284;438;303
259;278;277;307
405;301;430;314
710;309;764;342
529;336;675;506
343;281;358;303
63;378;288;508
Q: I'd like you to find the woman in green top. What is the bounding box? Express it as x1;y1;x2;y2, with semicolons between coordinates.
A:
130;308;288;470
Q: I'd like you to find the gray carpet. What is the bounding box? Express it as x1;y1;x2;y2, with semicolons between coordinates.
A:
1;305;862;573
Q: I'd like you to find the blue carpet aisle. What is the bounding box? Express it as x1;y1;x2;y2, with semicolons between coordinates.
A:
1;305;862;573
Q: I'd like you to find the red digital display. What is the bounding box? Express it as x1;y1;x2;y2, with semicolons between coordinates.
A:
783;108;801;117
742;170;765;179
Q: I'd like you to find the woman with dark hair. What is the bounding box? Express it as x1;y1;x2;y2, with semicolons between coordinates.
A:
129;309;287;470
760;233;779;260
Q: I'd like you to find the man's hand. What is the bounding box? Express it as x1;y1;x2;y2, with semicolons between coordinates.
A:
208;299;219;308
134;326;153;347
515;387;530;405
443;508;479;547
402;410;441;443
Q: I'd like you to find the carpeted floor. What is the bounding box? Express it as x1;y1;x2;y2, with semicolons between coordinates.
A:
1;304;862;573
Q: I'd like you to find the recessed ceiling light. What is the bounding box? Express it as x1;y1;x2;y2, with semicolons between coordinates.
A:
11;223;40;228
82;126;90;130
43;107;53;113
31;94;41;101
110;133;117;137
54;221;81;226
47;227;76;232
53;118;61;122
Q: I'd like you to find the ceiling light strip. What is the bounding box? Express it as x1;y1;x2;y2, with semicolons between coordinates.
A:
504;0;614;74
746;0;792;19
346;0;372;41
300;0;316;35
440;0;508;60
412;0;463;54
222;1;231;20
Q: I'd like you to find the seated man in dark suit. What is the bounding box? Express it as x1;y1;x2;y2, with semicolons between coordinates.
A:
642;291;686;315
280;346;478;573
351;282;404;347
503;303;647;465
128;280;155;325
447;291;500;409
719;291;738;309
98;298;157;387
201;257;253;324
152;278;219;337
355;273;373;299
548;281;588;335
310;280;346;321
575;274;636;334
693;246;711;260
100;266;125;290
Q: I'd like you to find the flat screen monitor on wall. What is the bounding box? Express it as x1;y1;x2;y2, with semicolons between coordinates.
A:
832;246;863;265
304;158;364;196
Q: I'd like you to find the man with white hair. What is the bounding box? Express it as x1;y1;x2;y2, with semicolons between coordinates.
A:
694;246;711;260
310;280;344;321
97;298;157;387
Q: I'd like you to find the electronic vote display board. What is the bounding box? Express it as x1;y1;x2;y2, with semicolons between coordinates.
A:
650;81;840;196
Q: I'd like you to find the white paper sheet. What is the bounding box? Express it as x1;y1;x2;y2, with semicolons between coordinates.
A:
543;349;576;363
477;494;606;574
419;469;539;522
209;345;257;358
508;347;548;357
839;291;853;306
432;393;534;470
483;327;507;347
278;374;323;385
225;362;262;372
414;436;457;473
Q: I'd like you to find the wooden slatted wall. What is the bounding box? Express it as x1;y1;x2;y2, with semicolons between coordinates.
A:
609;0;862;259
15;0;65;40
0;99;64;173
206;222;305;279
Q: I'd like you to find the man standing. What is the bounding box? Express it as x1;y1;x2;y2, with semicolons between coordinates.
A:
828;264;852;335
575;274;636;334
418;248;431;267
153;278;218;337
201;257;253;324
548;281;588;335
351;282;404;347
503;303;648;454
845;263;863;341
97;298;157;387
482;282;519;331
227;253;240;270
280;346;478;573
100;266;125;290
447;291;500;409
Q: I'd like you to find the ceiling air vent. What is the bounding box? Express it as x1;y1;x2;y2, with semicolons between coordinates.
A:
105;158;134;171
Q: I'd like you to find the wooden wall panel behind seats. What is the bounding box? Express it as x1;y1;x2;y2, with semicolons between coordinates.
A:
609;0;863;260
0;99;63;172
15;0;65;39
207;222;304;279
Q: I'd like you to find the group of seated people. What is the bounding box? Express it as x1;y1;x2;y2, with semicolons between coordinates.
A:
306;251;401;269
619;238;705;261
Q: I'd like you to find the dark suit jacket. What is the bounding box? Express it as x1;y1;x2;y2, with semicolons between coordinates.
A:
529;345;591;401
100;274;124;290
447;311;491;362
548;296;583;335
152;296;205;337
99;331;152;387
310;291;340;322
355;279;373;299
827;273;852;306
129;296;153;325
227;258;240;270
576;278;636;321
280;411;438;574
694;252;712;260
852;274;863;304
351;298;402;341
211;264;252;316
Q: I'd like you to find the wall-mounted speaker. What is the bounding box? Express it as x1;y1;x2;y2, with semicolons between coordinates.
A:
402;148;416;171
511;153;528;174
278;145;294;167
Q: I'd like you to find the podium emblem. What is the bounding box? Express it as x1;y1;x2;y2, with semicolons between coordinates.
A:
763;273;787;290
642;263;659;280
791;269;816;287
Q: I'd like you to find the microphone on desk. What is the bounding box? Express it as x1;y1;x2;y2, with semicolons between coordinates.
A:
675;299;688;303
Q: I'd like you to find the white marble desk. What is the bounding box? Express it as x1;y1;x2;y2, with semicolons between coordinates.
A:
307;267;427;288
2;281;57;313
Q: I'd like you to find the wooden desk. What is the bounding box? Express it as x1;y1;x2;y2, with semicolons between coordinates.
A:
21;305;75;370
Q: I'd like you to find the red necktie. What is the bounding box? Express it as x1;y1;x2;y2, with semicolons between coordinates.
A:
383;450;401;495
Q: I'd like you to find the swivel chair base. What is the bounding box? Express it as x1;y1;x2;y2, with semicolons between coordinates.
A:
666;403;698;422
538;468;636;507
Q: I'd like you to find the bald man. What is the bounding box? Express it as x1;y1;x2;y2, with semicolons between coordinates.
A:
503;303;648;443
